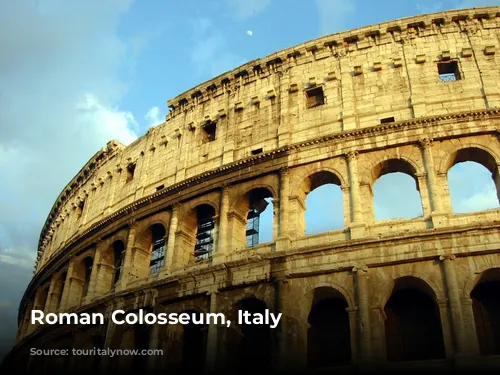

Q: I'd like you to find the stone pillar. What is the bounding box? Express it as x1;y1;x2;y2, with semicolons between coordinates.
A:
419;139;447;227
86;239;104;300
459;297;480;355
276;168;291;251
162;204;180;274
353;265;372;365
346;151;366;238
440;255;468;355
213;187;230;264
117;220;138;290
44;275;58;313
415;172;432;218
205;292;219;371
437;298;455;359
346;307;359;362
279;168;290;237
275;279;308;371
59;257;76;311
147;323;161;370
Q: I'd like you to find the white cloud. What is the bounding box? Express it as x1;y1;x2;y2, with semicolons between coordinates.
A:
455;0;499;9
247;30;253;36
0;0;142;358
315;0;356;36
416;2;444;14
189;17;246;78
226;0;271;20
145;106;163;127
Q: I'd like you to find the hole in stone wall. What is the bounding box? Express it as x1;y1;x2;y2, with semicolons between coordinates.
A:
305;86;325;108
126;163;136;183
202;121;217;143
438;60;461;81
251;148;263;155
380;116;395;124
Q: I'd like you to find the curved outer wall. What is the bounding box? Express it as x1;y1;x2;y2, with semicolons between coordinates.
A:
4;6;500;374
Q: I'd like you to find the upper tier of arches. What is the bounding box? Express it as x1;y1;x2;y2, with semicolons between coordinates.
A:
35;6;500;270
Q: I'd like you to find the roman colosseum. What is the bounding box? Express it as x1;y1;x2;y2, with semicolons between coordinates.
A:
3;5;500;374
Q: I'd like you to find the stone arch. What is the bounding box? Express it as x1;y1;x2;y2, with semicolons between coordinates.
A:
298;281;355;321
469;267;500;355
295;169;345;236
232;296;273;371
367;155;422;187
462;260;500;299
439;143;500;175
134;222;168;277
375;273;445;309
383;276;446;362
97;239;126;295
176;203;218;266
369;158;424;220
442;145;500;212
229;186;275;250
306;286;352;368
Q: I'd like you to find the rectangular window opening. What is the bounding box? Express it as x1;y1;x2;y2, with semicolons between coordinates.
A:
438;61;460;82
126;163;136;183
251;148;263;155
380;116;395;124
305;86;325;109
156;184;165;191
202;121;217;143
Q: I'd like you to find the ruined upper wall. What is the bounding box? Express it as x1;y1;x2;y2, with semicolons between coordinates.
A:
35;6;500;271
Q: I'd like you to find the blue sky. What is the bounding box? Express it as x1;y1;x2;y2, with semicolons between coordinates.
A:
0;0;498;360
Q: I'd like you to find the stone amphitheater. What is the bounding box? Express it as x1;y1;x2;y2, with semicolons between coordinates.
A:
3;5;500;374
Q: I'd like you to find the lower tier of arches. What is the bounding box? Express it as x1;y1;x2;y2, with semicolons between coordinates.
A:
5;255;500;374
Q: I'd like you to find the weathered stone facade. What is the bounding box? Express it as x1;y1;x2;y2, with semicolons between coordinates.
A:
3;6;500;374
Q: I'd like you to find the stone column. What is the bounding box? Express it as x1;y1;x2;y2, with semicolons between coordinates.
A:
346;307;359;362
59;257;76;311
44;275;58;313
459;297;480;355
419;139;447;227
279;167;290;237
440;255;468;355
437;298;455;359
117;220;138;290
415;172;432;218
353;265;372;365
87;239;104;300
213;187;230;264
275;279;308;371
346;151;365;238
163;203;179;274
205;292;219;372
147;323;161;370
276;168;291;251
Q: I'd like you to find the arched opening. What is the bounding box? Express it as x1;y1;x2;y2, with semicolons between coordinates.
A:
307;287;351;368
372;159;423;220
384;277;445;362
35;285;49;313
181;310;207;371
194;204;216;261
81;256;93;300
98;240;126;295
446;148;500;213
471;268;500;356
149;224;167;275
238;297;271;371
301;171;343;235
230;187;274;250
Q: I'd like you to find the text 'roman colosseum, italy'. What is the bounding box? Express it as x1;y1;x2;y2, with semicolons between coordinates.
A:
3;5;500;375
